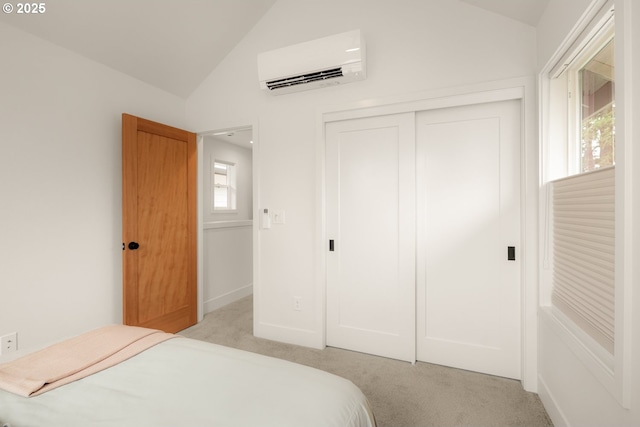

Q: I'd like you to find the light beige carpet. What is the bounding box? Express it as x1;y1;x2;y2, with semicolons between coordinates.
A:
181;296;553;427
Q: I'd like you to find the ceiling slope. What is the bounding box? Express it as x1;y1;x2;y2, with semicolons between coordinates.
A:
460;0;550;27
1;0;548;98
0;0;276;98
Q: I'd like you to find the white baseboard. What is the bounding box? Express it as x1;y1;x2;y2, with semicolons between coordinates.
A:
254;320;323;350
203;283;253;314
538;375;570;427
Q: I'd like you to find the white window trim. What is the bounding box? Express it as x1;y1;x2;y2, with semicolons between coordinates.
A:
539;0;630;408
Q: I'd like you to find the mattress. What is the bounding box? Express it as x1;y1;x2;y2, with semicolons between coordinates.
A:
0;336;375;427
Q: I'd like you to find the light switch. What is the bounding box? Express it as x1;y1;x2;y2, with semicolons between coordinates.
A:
272;210;286;224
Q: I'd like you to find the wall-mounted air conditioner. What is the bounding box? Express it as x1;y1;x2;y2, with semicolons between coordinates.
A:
257;30;366;95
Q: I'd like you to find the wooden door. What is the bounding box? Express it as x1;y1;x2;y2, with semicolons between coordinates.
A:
325;113;416;362
415;100;521;379
122;114;197;333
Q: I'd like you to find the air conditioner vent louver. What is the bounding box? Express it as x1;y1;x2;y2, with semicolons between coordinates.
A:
266;68;343;91
257;30;366;95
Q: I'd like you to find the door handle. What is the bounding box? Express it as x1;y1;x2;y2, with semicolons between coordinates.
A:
128;241;140;250
329;240;335;252
507;246;515;261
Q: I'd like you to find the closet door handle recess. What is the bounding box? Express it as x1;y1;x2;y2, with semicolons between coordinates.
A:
329;240;335;252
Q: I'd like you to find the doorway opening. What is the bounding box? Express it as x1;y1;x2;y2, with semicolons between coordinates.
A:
199;127;254;317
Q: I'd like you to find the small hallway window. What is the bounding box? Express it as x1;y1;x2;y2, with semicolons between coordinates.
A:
213;161;236;211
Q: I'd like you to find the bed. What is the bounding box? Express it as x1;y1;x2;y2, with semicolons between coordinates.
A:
0;326;375;427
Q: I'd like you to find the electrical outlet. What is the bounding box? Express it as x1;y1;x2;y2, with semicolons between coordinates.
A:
293;296;302;311
1;332;17;354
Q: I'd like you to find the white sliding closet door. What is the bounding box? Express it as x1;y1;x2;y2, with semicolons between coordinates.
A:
416;100;522;379
326;113;415;363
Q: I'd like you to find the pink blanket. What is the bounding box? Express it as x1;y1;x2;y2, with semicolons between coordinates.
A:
0;325;174;397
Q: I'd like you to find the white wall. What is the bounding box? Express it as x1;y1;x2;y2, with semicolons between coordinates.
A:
537;0;640;425
186;0;536;348
0;23;186;361
202;226;252;313
536;0;596;69
202;137;253;312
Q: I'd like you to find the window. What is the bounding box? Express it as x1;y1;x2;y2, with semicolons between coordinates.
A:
549;6;615;354
542;1;629;405
578;39;615;172
566;23;615;175
212;161;236;211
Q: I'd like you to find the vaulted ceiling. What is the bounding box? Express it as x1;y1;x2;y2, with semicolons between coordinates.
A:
0;0;276;98
460;0;550;27
0;0;547;99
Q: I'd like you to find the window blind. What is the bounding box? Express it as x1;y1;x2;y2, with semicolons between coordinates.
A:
552;166;615;353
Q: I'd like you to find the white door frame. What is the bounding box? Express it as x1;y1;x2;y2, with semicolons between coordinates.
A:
315;76;538;392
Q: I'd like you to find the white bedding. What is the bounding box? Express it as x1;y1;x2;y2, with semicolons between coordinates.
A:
0;337;375;427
